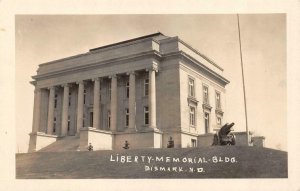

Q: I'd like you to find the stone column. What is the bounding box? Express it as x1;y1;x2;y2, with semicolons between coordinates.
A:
76;81;84;133
61;84;69;136
93;78;100;129
128;71;136;129
148;67;157;129
46;86;55;134
32;87;41;133
110;75;117;131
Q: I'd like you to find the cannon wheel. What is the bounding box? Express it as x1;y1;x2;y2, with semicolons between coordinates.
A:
212;134;219;146
227;133;236;145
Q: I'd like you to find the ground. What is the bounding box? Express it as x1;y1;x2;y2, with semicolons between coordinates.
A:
16;146;287;179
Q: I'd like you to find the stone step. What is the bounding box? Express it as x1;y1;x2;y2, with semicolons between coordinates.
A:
38;136;80;152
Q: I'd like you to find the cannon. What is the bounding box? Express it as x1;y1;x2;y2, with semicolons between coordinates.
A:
212;123;236;146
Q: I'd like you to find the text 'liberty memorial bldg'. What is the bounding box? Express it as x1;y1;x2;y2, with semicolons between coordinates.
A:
29;32;230;152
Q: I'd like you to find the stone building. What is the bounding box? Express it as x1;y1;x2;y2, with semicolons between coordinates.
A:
28;32;231;152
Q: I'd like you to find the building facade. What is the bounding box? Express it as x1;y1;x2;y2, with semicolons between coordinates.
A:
29;32;230;152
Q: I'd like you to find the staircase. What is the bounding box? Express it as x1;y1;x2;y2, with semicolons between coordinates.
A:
38;136;80;152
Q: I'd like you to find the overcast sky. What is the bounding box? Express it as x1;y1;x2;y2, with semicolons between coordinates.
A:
15;14;286;152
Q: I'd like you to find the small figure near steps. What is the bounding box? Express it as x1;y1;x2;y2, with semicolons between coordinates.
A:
88;143;93;151
123;140;130;149
167;136;174;148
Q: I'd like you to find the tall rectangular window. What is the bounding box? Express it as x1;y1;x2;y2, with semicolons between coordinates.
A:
204;112;210;133
67;116;70;131
144;79;149;96
53;117;56;133
126;82;130;98
68;92;71;106
90;112;93;127
144;106;149;125
108;111;111;129
217;117;222;126
191;139;197;147
108;83;111;100
216;92;221;109
203;85;209;104
189;106;196;126
54;94;58;108
125;108;129;127
100;86;102;101
83;114;85;127
83;89;87;104
188;78;195;97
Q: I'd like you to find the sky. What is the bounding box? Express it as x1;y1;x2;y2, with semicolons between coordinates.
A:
15;14;286;152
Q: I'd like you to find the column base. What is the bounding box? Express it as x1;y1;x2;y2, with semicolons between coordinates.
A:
79;127;114;151
29;132;59;151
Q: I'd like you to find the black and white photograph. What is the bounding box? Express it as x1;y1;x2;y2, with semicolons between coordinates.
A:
15;14;287;178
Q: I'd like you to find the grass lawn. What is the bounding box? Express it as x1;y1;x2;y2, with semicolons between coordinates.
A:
16;146;287;179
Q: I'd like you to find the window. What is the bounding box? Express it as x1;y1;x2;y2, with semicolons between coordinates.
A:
83;114;85;127
144;79;149;96
217;117;222;126
125;108;129;127
108;82;111;100
67;116;70;131
204;112;210;133
90;112;93;127
191;139;197;147
53;117;56;133
144;106;149;125
188;78;195;97
108;111;111;129
83;89;87;104
100;86;102;101
216;92;221;109
203;85;209;104
126;82;130;98
189;106;196;126
68;92;71;106
54;94;58;108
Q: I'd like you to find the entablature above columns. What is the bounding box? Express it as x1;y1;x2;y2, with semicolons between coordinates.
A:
33;50;161;80
32;60;161;89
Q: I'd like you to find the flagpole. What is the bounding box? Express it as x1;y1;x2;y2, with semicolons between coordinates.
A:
237;14;250;146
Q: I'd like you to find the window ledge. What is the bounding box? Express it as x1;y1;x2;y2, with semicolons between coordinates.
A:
215;108;224;115
187;96;198;105
202;103;212;111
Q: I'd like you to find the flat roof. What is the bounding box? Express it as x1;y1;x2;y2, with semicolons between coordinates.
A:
89;32;165;52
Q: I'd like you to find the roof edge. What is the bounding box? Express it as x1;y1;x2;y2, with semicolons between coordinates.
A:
89;32;165;52
178;38;224;72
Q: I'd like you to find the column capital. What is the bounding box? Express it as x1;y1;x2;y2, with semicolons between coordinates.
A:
76;80;86;85
126;71;136;76
34;88;41;93
91;77;100;82
61;83;70;88
146;63;158;72
108;74;118;79
47;86;57;91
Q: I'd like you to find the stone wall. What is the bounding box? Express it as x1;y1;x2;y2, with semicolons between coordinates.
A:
114;130;162;150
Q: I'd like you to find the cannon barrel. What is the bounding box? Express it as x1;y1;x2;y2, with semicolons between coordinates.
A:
219;122;235;136
227;122;235;128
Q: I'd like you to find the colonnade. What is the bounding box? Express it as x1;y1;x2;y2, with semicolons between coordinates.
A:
32;68;157;136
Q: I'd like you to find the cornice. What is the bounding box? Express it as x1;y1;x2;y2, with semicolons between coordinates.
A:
32;49;229;89
178;38;224;71
163;51;229;86
32;50;162;81
179;51;229;85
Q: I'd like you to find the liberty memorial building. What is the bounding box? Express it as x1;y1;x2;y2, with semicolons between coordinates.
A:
29;32;230;152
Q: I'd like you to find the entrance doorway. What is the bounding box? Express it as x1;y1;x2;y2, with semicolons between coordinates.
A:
90;112;93;127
